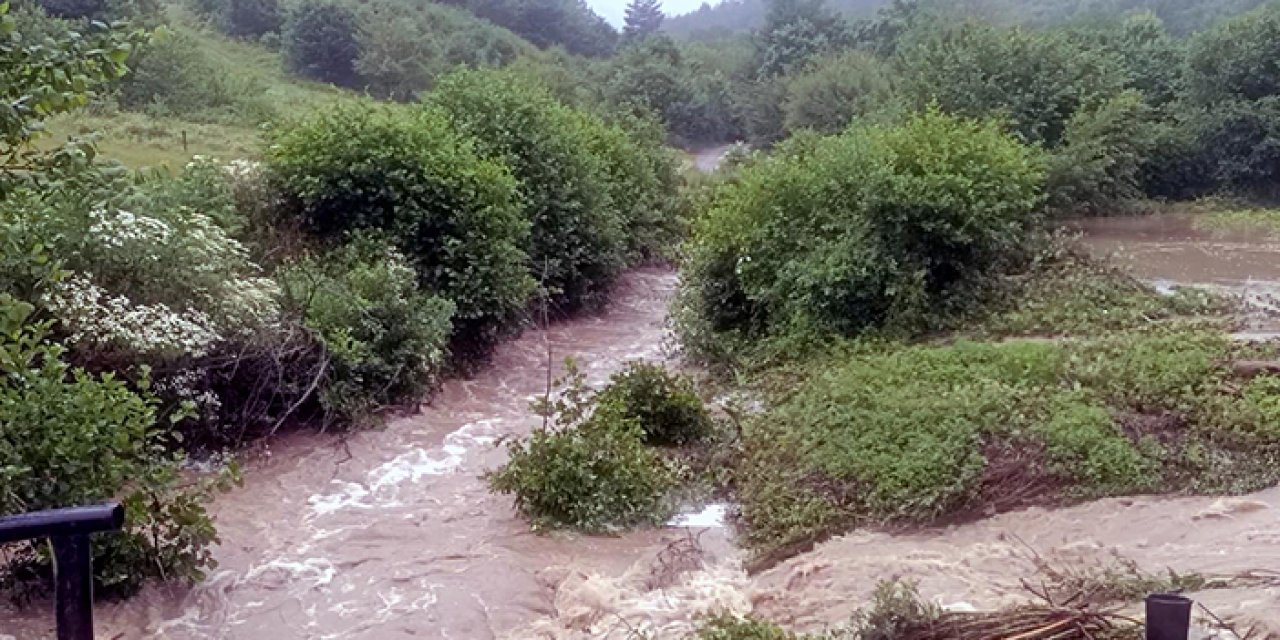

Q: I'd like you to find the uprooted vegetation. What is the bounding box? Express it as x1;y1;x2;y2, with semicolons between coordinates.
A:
699;555;1275;639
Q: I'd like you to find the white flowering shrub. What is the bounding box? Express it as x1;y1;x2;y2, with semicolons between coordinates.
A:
31;172;284;361
44;274;222;359
2;162;297;447
0;294;221;596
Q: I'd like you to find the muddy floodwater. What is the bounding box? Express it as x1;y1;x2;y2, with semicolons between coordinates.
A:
1073;214;1280;333
5;214;1280;639
2;268;742;639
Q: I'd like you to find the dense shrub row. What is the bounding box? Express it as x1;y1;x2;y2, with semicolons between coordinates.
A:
0;1;683;597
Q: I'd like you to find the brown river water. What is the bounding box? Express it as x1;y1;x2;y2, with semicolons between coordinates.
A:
5;214;1280;639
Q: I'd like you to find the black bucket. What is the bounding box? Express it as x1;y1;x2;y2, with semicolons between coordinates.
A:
1146;593;1193;640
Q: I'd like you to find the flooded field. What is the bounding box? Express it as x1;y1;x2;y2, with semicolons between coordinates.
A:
1074;214;1280;335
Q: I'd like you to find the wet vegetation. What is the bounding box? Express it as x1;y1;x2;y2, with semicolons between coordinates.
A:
0;0;684;594
5;0;1280;628
488;361;691;531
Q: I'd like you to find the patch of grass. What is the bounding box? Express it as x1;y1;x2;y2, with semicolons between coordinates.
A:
154;4;345;117
733;328;1280;567
41;111;264;170
41;4;347;170
1193;208;1280;239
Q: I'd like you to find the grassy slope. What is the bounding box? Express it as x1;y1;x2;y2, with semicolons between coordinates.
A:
44;6;346;170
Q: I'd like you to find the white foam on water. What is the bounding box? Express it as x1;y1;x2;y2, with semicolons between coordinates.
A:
668;504;729;528
306;418;504;518
241;557;337;593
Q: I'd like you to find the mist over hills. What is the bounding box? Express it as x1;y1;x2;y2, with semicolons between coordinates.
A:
665;0;1269;39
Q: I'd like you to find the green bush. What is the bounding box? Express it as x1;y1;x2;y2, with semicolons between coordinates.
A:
487;362;674;531
597;362;711;445
782;49;892;135
267;103;533;356
429;69;627;311
278;238;454;425
1045;91;1156;215
896;20;1124;148
1186;4;1280;106
353;0;534;101
1187;97;1280;195
678;108;1045;360
579;112;684;264
0;295;218;595
283;0;361;87
221;0;282;38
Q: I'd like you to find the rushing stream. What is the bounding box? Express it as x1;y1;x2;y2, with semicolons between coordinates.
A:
5;203;1280;638
2;268;743;639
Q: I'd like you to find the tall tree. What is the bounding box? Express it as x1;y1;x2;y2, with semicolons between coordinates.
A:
624;0;664;40
754;0;849;77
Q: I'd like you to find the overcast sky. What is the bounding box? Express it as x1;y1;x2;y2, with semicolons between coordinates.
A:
588;0;709;27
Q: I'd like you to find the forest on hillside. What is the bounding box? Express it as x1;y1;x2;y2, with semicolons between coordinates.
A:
665;0;1268;38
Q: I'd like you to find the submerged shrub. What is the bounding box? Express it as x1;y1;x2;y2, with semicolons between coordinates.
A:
597;362;711;445
267;104;532;356
428;69;627;311
488;362;674;531
278;238;454;425
697;615;800;639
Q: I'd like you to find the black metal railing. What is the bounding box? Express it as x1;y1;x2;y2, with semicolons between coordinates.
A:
0;503;124;640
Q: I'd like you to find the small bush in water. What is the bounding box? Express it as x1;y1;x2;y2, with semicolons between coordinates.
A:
697;615;801;639
488;361;674;532
596;361;712;445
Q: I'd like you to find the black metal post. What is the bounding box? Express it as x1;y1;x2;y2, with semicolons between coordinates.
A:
0;503;124;640
50;535;94;640
1146;593;1192;640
